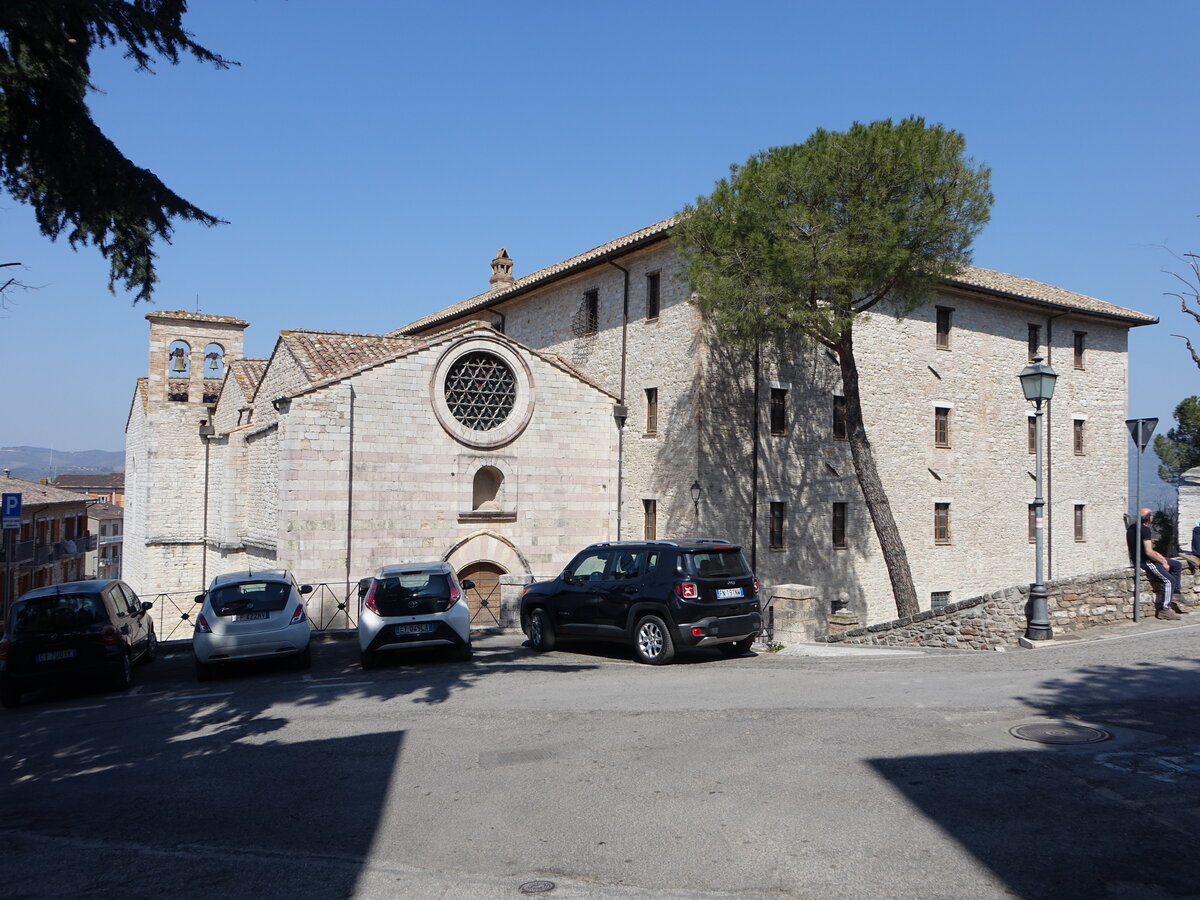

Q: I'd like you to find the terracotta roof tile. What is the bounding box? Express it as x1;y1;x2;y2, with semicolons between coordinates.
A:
52;473;124;490
0;474;93;506
280;331;421;384
946;265;1156;323
232;359;268;401
394;216;1153;333
395;218;677;334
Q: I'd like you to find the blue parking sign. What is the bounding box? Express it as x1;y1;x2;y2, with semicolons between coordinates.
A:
2;492;21;529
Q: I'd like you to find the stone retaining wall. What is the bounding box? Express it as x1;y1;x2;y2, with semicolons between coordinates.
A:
820;568;1198;650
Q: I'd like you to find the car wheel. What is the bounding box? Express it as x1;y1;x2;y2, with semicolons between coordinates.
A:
454;641;473;662
0;682;20;709
718;636;756;657
633;614;675;665
295;644;312;670
529;608;556;652
111;652;133;691
360;649;377;670
194;658;215;682
143;627;159;664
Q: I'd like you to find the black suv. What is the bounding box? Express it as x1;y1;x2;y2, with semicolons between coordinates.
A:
519;539;761;665
0;579;158;708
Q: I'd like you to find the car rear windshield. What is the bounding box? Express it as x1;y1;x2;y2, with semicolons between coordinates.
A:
374;573;450;604
10;594;105;634
681;549;752;579
210;581;292;615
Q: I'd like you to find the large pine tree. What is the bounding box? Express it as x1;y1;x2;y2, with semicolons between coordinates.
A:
674;117;993;619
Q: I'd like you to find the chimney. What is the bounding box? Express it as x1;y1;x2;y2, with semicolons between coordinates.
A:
489;248;514;291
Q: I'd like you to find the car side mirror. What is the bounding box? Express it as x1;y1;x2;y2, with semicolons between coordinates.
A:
300;584;313;595
461;579;475;590
357;578;371;600
141;601;154;612
194;594;205;604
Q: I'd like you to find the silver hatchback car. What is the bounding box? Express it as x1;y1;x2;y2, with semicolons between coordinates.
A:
193;569;314;680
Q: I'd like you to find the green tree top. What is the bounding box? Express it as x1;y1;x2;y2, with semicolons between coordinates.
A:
1154;396;1200;484
0;1;234;302
673;116;993;350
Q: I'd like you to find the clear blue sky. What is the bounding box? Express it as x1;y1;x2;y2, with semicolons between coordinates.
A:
1;0;1196;505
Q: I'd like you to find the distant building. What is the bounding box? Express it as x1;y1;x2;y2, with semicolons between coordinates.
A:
88;503;124;580
0;474;95;614
50;473;125;507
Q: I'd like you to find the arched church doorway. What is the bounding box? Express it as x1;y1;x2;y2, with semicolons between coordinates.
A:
457;561;506;627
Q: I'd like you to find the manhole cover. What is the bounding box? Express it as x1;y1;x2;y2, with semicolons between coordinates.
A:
1009;722;1111;745
518;881;556;895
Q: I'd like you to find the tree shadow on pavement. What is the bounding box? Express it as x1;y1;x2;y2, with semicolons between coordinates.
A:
868;658;1200;899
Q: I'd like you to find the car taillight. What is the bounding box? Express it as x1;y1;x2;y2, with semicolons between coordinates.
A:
195;614;212;634
364;581;379;614
0;637;9;661
100;625;120;646
441;578;462;611
675;582;699;599
290;604;307;625
753;577;759;593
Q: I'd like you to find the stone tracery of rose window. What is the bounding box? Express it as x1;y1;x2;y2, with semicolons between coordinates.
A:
444;352;516;431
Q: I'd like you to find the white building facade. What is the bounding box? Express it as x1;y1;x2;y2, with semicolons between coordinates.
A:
124;218;1155;626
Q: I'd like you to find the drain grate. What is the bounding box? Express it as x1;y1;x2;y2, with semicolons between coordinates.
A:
1009;722;1111;745
518;881;556;895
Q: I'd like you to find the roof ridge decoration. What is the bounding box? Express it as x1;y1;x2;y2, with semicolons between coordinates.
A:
394;214;1154;334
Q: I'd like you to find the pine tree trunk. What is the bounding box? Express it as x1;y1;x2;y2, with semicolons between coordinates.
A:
836;331;921;619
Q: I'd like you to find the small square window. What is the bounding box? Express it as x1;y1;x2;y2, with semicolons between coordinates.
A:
832;395;847;441
646;272;660;320
645;388;658;435
770;388;787;435
936;307;953;349
931;591;950;610
1073;331;1086;369
832;502;847;549
934;407;950;448
1074;504;1086;542
934;503;951;545
769;502;785;550
643;499;656;540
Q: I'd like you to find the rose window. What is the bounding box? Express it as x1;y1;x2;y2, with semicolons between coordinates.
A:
444;352;517;431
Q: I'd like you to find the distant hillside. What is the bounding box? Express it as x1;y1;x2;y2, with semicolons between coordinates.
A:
0;446;124;483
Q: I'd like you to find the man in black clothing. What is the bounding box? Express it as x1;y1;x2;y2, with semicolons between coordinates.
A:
1127;508;1186;620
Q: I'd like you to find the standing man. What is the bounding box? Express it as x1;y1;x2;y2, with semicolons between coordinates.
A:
1127;508;1186;620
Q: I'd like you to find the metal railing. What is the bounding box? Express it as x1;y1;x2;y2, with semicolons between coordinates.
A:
144;581;361;643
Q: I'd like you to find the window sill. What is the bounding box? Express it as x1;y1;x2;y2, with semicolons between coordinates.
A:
458;510;517;524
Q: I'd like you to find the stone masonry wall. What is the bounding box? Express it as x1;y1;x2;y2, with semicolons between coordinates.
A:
822;568;1195;650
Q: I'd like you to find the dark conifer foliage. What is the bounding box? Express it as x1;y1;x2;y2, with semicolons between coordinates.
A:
0;1;233;301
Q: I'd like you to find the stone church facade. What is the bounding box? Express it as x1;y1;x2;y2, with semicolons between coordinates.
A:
124;217;1155;626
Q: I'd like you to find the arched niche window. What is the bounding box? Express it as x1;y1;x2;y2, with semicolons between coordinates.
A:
204;343;225;379
167;340;191;378
472;466;503;511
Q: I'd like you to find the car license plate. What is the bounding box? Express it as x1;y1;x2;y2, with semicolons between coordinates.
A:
395;623;436;635
715;587;744;599
35;649;77;663
235;612;269;621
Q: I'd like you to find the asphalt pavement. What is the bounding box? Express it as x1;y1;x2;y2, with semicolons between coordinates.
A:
3;619;1199;899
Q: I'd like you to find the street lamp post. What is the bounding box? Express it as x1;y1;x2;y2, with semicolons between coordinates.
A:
1018;355;1058;641
1126;418;1159;623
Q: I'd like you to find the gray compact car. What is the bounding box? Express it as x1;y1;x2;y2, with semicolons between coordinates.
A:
192;569;314;680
